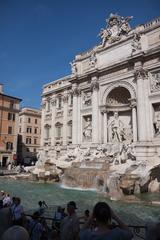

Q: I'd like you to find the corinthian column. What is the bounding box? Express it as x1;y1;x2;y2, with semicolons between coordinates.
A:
51;97;56;146
91;76;99;143
134;67;148;141
62;92;68;145
72;84;79;144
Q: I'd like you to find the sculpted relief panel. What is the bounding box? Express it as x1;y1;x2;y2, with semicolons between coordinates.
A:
150;71;160;92
82;91;92;107
153;104;160;137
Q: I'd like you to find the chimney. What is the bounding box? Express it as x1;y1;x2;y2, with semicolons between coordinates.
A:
0;84;3;94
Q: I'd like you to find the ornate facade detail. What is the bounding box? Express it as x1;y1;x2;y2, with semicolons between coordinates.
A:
131;32;141;54
150;72;160;92
63;93;69;103
102;81;136;105
90;81;99;91
72;86;80;96
82;91;92;107
134;68;148;80
51;98;57;106
98;13;133;47
129;98;137;108
41;100;46;109
56;110;63;117
70;60;78;75
68;109;73;116
89;50;97;68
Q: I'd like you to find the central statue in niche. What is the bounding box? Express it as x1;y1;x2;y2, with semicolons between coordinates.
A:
109;112;125;142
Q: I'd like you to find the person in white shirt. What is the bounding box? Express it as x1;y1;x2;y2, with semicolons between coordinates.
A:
3;194;12;207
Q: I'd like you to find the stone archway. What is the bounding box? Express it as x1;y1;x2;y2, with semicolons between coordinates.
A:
102;83;137;143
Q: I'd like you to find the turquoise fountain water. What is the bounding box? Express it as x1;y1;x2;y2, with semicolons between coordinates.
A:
0;179;159;225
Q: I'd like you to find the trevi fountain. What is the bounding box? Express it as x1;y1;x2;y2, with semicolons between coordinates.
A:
27;13;160;202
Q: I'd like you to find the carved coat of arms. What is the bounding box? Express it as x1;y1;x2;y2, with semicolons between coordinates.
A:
99;13;133;47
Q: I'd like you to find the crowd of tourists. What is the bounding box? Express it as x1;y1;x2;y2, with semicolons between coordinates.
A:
0;190;160;240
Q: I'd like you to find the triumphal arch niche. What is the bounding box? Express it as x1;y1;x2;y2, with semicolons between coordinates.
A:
40;13;160;165
104;87;133;143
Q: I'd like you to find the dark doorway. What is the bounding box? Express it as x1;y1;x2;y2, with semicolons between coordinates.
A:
2;156;8;167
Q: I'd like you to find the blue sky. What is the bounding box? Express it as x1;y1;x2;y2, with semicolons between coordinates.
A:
0;0;159;108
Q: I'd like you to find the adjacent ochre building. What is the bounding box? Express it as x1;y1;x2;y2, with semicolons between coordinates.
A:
39;14;160;166
0;84;21;166
17;108;41;163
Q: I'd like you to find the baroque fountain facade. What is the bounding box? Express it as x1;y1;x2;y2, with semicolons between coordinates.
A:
36;14;160;200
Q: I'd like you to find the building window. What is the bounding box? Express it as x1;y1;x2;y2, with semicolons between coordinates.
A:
28;118;31;123
20;118;22;123
10;101;14;109
8;126;12;134
34;128;38;134
26;138;31;144
58;96;62;108
70;94;73;106
8;113;12;120
6;142;13;150
8;113;15;121
33;148;37;152
34;139;37;144
44;124;50;139
19;128;21;133
26;148;30;152
57;126;61;138
35;119;37;124
27;127;32;133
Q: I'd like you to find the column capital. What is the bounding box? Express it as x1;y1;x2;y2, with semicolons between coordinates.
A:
129;98;137;108
134;68;148;80
90;81;99;92
72;86;80;96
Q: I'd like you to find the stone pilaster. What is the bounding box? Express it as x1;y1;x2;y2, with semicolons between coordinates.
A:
40;100;46;146
72;84;79;144
103;111;108;143
134;67;148;141
62;92;68;145
130;99;137;142
51;98;56;146
91;76;99;143
77;92;81;144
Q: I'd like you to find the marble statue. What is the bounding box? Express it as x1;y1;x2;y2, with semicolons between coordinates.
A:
89;51;97;67
154;112;160;136
108;112;125;142
131;32;141;54
83;117;92;140
70;60;77;74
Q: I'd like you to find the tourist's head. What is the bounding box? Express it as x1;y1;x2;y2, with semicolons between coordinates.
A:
15;197;21;205
84;209;90;217
32;211;40;220
2;226;29;240
93;202;111;225
38;201;42;207
67;201;77;215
